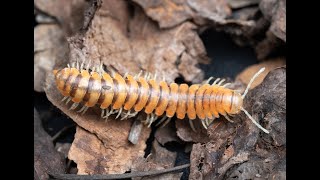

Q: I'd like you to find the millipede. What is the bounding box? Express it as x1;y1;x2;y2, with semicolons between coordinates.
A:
53;61;269;134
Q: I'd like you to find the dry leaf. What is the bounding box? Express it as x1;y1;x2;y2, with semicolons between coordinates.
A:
189;68;286;179
260;0;286;41
236;57;286;89
132;140;182;180
34;24;68;92
34;108;65;179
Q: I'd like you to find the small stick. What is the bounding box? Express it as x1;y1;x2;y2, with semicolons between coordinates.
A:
49;163;190;180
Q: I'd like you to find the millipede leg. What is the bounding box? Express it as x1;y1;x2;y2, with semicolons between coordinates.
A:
205;77;214;84
101;109;105;118
217;79;226;86
69;103;79;110
80;60;84;70
148;113;158;127
223;114;234;123
77;105;86;113
65;97;72;105
67;64;70;68
156;116;167;127
161;117;172;128
76;60;79;70
61;96;68;102
85;60;91;70
212;78;220;86
206;117;215;126
154;72;157;80
71;62;75;68
103;108;110;122
115;108;123;119
201;119;208;129
222;83;231;88
121;110;131;120
189;119;197;132
81;106;89;115
134;70;143;80
128;111;138;118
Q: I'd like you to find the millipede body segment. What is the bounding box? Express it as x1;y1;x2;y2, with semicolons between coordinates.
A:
53;62;269;134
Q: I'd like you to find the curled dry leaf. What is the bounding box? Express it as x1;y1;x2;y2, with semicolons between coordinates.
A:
68;0;207;84
132;140;182;180
34;108;65;179
189;68;286;179
236;57;286;90
260;0;286;41
34;24;68;92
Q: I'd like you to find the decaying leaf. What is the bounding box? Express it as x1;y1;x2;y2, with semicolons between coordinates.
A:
68;125;150;174
34;0;89;35
260;0;286;41
189;68;286;179
176;119;210;143
34;24;68;92
34;108;65;179
255;30;285;60
132;140;182;180
67;0;207;84
133;0;231;28
236;57;286;89
155;121;182;146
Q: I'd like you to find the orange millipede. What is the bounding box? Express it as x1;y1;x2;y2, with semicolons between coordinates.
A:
53;61;269;134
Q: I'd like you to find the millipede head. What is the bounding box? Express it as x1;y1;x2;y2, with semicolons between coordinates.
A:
238;67;269;134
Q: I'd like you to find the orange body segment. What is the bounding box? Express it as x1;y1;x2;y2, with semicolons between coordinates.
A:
144;79;160;114
155;81;170;116
209;86;220;118
100;73;114;109
195;84;210;120
166;83;179;117
62;68;79;97
187;84;199;120
203;87;214;119
84;72;102;107
112;73;127;109
134;77;150;112
123;75;139;110
176;84;188;119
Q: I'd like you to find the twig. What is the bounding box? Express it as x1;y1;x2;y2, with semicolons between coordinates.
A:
49;163;190;180
51;124;75;142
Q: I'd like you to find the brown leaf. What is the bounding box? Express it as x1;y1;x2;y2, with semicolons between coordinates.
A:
68;125;150;174
133;0;232;28
67;1;206;83
260;0;286;41
155;121;182;146
176;119;210;143
255;30;285;60
189;68;286;179
34;108;65;179
34;24;68;92
236;57;286;90
132;140;182;180
34;0;89;35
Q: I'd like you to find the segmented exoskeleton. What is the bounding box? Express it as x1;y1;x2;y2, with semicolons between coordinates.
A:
53;61;269;133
